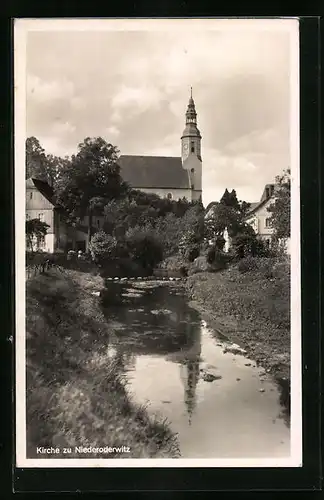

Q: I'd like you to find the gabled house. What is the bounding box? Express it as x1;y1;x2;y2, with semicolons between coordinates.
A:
26;178;95;253
244;184;276;246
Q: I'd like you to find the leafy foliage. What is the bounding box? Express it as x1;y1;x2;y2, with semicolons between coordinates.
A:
205;202;252;242
125;227;164;272
89;231;128;265
231;232;270;260
55;137;129;240
26;137;68;188
26;218;50;251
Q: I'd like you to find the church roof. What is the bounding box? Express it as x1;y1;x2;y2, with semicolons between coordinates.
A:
118;155;191;190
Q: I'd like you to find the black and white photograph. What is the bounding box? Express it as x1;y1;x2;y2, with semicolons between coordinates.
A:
15;18;301;468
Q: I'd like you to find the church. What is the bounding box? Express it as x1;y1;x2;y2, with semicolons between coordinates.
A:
118;89;203;202
25;91;203;253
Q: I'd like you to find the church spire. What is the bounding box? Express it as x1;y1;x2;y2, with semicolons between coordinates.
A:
186;87;197;125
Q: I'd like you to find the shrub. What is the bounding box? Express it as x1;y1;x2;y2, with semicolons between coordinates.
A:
212;248;229;270
185;245;200;263
231;233;270;260
206;245;230;268
126;228;163;272
214;235;226;251
89;231;129;266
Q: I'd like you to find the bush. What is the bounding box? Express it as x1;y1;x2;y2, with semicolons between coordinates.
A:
185;245;200;262
89;231;129;265
126;228;163;273
231;233;270;260
206;245;229;269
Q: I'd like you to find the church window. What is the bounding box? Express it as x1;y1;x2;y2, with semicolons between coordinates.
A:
167;193;173;200
191;142;195;153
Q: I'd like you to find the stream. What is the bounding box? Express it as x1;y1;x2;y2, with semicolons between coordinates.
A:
101;279;290;459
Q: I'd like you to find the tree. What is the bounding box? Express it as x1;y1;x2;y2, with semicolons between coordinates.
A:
26;137;48;181
45;154;70;188
26;218;50;252
220;188;240;210
26;137;67;188
125;227;163;272
55;137;129;243
267;169;291;239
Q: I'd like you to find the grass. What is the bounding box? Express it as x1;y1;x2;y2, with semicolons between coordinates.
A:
186;256;291;381
26;268;180;459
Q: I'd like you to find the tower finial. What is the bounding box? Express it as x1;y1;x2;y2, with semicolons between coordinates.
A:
190;86;192;98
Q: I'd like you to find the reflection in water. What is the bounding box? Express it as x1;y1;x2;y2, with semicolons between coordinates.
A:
102;282;291;458
181;358;201;425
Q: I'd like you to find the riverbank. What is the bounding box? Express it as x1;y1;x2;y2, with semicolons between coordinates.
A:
26;268;180;459
185;258;290;383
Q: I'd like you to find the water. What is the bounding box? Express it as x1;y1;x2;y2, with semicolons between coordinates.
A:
102;280;290;459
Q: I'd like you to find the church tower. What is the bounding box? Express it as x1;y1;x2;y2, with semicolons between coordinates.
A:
181;88;202;201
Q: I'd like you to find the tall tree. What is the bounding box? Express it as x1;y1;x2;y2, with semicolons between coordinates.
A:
267;169;291;239
220;188;240;210
26;137;67;188
45;154;70;188
26;137;48;180
55;137;129;243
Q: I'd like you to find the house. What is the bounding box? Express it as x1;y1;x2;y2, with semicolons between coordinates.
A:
26;177;90;252
245;183;291;254
118;88;202;202
244;184;276;246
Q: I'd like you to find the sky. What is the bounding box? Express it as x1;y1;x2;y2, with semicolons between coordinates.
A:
24;19;297;206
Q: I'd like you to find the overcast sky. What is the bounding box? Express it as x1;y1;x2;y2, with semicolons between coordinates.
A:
25;19;297;206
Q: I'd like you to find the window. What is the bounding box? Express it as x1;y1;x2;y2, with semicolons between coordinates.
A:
191;168;195;173
38;213;44;222
191;141;195;153
167;193;173;200
26;214;30;220
30;192;33;199
97;219;100;227
265;218;272;228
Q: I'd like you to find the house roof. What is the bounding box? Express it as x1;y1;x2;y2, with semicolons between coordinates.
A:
26;177;56;205
118;155;191;190
245;183;276;217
